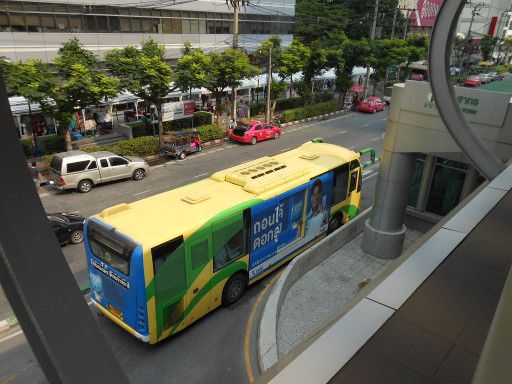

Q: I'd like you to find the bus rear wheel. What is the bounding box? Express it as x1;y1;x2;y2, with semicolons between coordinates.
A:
222;272;248;306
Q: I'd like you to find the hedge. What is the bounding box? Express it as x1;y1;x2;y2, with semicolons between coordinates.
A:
39;135;66;154
127;121;149;138
113;136;159;157
21;138;34;157
197;124;224;142
83;145;114;153
281;100;338;123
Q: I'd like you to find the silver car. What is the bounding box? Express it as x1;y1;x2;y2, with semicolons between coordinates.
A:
48;150;149;193
478;73;493;83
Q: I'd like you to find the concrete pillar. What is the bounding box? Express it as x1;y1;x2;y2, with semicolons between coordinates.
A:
361;149;416;259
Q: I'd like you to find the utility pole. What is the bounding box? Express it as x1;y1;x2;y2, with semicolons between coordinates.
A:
390;7;398;39
403;8;415;39
226;0;246;120
265;45;272;123
464;3;485;71
363;0;380;98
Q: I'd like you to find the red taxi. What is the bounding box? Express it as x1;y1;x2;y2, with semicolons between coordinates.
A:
464;76;482;87
230;121;282;145
358;96;386;114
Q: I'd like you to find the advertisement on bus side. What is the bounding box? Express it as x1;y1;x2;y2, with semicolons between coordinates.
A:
248;174;332;279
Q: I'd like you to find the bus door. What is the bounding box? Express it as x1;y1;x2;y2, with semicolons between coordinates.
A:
185;234;213;325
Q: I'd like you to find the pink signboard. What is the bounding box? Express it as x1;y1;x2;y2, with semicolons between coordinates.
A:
410;0;444;28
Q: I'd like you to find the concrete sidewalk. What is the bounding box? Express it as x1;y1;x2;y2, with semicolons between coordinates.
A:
258;213;433;371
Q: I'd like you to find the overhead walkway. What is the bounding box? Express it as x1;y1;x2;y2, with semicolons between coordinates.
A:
259;164;512;384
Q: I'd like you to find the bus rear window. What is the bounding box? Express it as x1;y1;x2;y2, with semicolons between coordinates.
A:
87;221;137;276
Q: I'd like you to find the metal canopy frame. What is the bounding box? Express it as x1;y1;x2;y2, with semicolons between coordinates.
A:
0;76;129;382
429;0;505;180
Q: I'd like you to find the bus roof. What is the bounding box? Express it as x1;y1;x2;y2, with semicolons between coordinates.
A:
93;142;359;249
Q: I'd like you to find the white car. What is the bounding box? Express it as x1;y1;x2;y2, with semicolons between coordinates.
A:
478;73;493;83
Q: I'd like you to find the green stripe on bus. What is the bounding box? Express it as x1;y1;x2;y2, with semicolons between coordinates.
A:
340;204;360;220
168;260;248;336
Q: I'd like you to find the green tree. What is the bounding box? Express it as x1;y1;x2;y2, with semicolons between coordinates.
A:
337;39;374;102
4;59;57;154
204;48;260;117
480;35;498;62
502;36;512;64
105;39;172;146
373;38;409;94
174;44;211;97
53;39;119;150
398;34;429;81
279;39;311;97
54;37;98;77
269;80;288;118
301;41;329;102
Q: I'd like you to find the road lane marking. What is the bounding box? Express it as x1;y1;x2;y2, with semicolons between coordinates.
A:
280;148;291;152
363;123;370;127
0;330;23;344
372;137;381;141
0;374;15;384
134;190;151;196
363;172;378;181
193;173;208;178
244;271;283;384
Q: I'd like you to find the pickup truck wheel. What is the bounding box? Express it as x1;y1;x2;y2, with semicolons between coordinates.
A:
179;152;186;160
133;169;145;181
77;179;93;193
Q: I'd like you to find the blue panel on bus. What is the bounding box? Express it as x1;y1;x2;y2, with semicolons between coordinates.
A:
85;219;148;338
249;174;333;279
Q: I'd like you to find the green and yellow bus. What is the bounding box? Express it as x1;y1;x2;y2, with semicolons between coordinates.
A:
85;140;366;344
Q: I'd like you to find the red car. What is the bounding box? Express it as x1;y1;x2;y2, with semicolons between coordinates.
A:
464;76;482;87
358;97;386;114
230;121;282;145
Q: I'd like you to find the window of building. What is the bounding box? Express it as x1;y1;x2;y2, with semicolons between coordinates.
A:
182;19;190;34
190;20;199;34
55;15;69;31
162;18;173;34
69;15;82;32
131;18;142;32
141;18;152;33
0;14;10;31
108;16;120;33
9;14;26;32
84;15;95;32
199;20;206;34
120;17;130;32
171;18;181;34
407;156;425;208
426;157;467;216
25;14;41;32
96;16;108;33
207;20;215;34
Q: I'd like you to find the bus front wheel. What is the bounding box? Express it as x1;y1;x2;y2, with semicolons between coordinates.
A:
222;272;248;306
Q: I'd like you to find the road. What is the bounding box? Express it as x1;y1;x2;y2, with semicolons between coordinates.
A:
0;110;388;384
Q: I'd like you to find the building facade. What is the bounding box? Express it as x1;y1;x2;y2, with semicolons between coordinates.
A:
457;0;512;39
0;0;295;62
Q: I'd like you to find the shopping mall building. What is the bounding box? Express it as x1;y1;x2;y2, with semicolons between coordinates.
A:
0;0;295;62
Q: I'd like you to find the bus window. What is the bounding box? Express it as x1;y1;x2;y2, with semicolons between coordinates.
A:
350;171;358;192
190;238;209;271
213;210;249;271
151;237;186;301
332;164;349;204
87;221;136;276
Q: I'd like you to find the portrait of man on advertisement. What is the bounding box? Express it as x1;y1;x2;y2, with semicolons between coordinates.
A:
305;179;328;238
